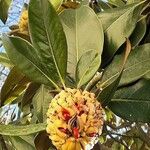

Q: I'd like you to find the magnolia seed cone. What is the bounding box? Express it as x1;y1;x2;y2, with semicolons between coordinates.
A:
46;88;104;150
19;10;29;35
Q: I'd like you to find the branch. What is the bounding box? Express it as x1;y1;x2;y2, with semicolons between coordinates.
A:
84;71;103;91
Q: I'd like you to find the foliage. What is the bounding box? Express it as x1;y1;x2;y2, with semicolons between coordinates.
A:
0;0;150;149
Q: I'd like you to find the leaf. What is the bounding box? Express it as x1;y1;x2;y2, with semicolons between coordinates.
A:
76;51;100;88
35;131;56;150
49;0;63;10
33;85;52;122
97;39;131;106
130;18;147;47
21;82;40;107
100;43;150;87
9;135;35;150
0;123;46;136
127;0;141;4
98;3;140;31
98;2;144;64
0;52;13;68
0;67;29;106
28;0;67;88
108;0;125;7
109;79;150;122
0;0;11;23
2;35;60;89
60;6;104;78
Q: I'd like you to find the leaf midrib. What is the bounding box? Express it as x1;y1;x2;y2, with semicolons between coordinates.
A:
11;41;59;89
112;98;150;103
105;2;142;32
102;58;150;87
40;1;65;88
0;123;46;136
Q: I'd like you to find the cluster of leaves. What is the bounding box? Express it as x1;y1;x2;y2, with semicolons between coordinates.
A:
0;0;150;149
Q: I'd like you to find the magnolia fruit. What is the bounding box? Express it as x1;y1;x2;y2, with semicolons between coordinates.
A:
46;88;104;150
18;0;62;35
18;10;29;35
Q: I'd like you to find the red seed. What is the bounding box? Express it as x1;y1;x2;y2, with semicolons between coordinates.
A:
73;127;80;139
62;108;71;121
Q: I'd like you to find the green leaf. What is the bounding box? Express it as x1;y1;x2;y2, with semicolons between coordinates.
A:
98;39;131;106
0;123;46;136
127;0;141;4
33;85;52;122
108;0;125;7
0;0;11;23
49;0;63;10
109;79;150;122
0;67;29;106
130;18;147;47
76;51;100;88
2;35;60;89
98;3;140;31
0;52;13;68
98;2;144;64
60;6;104;78
9;135;35;150
100;43;150;87
28;0;67;88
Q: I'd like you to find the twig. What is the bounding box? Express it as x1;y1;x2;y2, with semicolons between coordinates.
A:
84;71;103;91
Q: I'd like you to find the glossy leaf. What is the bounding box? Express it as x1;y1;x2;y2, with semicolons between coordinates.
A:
100;43;150;87
76;51;100;88
0;123;46;136
98;39;131;106
0;67;29;106
0;52;13;68
109;79;150;122
130;18;147;47
0;0;11;23
33;85;52;122
29;0;67;88
2;35;60;89
60;6;104;78
98;3;140;31
98;2;144;64
49;0;63;10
